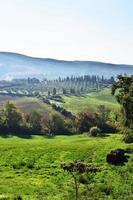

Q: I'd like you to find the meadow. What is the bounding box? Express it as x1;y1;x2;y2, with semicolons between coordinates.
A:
52;89;119;114
0;134;132;200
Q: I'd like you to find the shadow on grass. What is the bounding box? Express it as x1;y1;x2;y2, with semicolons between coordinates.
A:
84;133;111;138
0;129;57;139
43;135;56;139
0;132;33;139
0;128;34;139
99;134;110;138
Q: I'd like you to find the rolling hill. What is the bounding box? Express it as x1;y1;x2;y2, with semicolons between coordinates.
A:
0;52;133;80
0;95;58;116
51;88;119;114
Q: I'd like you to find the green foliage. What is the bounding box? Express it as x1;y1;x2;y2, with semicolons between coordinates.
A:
89;126;101;137
96;105;111;125
122;128;133;143
112;75;133;128
95;105;116;133
48;113;65;134
28;110;42;132
41;113;66;136
2;101;23;130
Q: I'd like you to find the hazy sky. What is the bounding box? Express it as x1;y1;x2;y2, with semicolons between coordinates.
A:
0;0;133;64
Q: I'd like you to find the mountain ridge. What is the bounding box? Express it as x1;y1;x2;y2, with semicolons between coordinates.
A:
0;52;133;80
1;51;133;66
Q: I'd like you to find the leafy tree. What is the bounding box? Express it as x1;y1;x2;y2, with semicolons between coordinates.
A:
96;105;112;132
75;111;95;133
42;113;65;135
28;110;42;132
2;101;23;130
41;113;53;136
50;113;65;134
112;75;133;128
97;105;111;124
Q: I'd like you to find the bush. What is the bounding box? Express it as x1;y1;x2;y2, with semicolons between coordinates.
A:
89;126;101;137
123;129;133;143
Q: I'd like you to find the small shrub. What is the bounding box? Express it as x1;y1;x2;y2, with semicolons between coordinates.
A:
89;126;101;137
61;160;98;200
123;129;133;143
14;195;23;200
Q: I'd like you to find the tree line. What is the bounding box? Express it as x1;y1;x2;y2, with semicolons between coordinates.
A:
39;75;115;95
0;75;115;96
0;101;115;136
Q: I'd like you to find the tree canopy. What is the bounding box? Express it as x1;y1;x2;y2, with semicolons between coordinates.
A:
112;75;133;128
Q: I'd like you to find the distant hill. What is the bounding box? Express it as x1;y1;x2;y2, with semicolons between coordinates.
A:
0;52;133;80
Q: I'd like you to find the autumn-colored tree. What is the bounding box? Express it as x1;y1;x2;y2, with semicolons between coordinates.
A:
41;113;65;136
75;111;95;133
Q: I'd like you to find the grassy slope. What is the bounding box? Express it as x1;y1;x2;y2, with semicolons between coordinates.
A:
15;97;53;114
0;88;119;115
0;96;56;115
0;134;132;200
59;88;119;114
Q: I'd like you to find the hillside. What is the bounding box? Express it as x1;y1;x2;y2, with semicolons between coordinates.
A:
51;88;119;114
0;89;118;115
0;96;57;116
0;52;133;80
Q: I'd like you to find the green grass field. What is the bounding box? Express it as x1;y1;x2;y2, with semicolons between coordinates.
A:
54;88;119;114
0;134;132;200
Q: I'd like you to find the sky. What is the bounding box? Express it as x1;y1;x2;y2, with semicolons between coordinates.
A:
0;0;133;64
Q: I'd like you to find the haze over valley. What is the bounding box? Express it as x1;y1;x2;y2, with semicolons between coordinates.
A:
0;52;133;80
